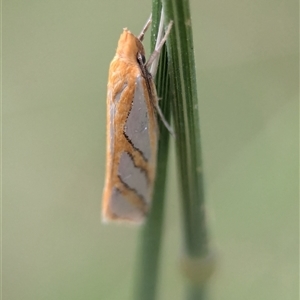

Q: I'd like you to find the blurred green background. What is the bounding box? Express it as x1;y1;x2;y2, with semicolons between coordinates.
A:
3;0;298;299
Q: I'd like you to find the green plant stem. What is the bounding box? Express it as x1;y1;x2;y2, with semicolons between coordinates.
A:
133;3;172;300
162;0;210;298
162;0;208;259
187;285;207;300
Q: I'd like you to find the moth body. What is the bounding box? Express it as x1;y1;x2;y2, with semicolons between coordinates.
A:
102;29;158;224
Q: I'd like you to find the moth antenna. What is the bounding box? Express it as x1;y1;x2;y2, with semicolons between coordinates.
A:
138;14;152;41
148;10;165;78
146;9;174;137
147;11;173;75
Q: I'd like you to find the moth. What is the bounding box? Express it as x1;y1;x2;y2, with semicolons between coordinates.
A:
102;13;173;224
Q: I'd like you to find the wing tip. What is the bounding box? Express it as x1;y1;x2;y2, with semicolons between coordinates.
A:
101;208;146;226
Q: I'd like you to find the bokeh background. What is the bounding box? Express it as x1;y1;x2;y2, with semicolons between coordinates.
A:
3;0;298;299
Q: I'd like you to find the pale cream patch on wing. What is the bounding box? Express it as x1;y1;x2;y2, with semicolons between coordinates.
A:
109;187;145;222
118;151;149;204
125;75;151;161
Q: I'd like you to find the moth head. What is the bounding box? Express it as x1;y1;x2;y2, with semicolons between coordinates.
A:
116;29;146;64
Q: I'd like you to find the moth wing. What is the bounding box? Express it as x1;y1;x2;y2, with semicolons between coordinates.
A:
103;75;157;224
